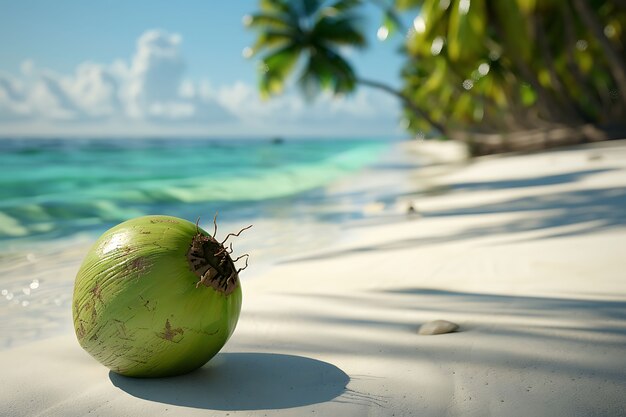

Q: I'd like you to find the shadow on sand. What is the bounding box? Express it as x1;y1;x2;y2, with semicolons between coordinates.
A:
251;289;626;384
109;352;349;411
280;185;626;264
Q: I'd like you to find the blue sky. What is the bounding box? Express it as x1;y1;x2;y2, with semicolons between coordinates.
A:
0;0;411;138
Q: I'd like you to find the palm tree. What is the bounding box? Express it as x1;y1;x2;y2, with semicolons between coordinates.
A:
244;0;447;134
396;0;626;140
246;0;626;148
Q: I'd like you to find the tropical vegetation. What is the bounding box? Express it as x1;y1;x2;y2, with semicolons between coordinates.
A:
245;0;626;154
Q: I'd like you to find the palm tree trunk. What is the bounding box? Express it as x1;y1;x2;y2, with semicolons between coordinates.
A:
572;0;626;103
356;77;448;136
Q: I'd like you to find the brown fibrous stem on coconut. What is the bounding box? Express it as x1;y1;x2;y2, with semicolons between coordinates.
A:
221;224;253;246
187;213;251;294
233;254;249;274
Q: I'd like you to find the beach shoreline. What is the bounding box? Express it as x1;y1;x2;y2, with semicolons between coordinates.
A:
0;138;404;350
2;139;626;416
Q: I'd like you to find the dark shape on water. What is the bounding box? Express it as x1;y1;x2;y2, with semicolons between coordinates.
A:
271;136;284;145
109;352;350;410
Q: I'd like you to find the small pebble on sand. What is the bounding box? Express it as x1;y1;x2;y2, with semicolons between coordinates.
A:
418;320;459;335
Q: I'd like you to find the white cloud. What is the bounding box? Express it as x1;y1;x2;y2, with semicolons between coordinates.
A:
217;81;302;121
216;81;399;133
66;62;120;118
31;73;79;120
0;73;31;120
178;80;195;99
0;30;231;125
20;60;35;76
122;30;187;119
0;29;402;137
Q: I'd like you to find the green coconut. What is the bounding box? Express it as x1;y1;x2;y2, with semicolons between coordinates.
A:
72;215;248;377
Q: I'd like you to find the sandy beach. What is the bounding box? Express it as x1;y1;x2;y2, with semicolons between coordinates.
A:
2;139;626;416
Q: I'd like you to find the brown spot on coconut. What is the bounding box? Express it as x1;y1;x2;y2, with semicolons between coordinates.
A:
130;256;148;274
159;319;184;342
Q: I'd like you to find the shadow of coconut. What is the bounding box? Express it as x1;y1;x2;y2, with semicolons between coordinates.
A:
109;352;349;411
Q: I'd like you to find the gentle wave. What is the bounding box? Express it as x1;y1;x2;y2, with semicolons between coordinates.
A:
0;138;388;242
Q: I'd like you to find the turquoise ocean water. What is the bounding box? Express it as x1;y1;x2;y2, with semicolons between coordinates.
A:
0;138;390;246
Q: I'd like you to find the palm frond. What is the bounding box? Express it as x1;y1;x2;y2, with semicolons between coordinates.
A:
244;13;293;30
302;0;323;17
327;0;363;13
259;0;290;13
394;0;423;10
259;43;303;97
258;0;300;27
248;0;363;99
248;30;297;57
299;45;357;96
313;16;367;47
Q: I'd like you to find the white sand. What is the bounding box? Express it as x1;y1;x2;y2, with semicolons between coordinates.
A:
2;140;626;416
